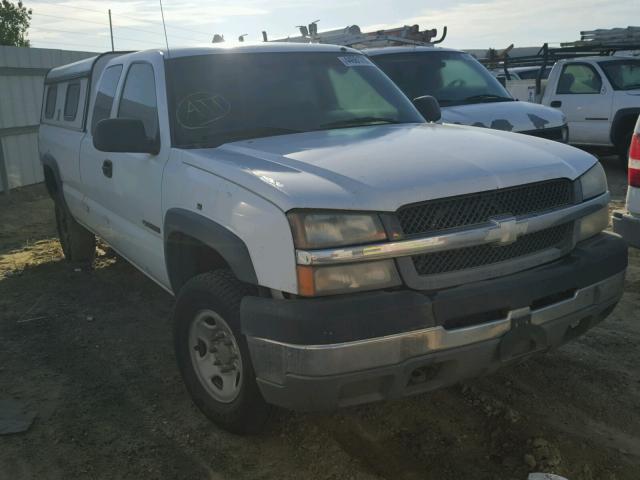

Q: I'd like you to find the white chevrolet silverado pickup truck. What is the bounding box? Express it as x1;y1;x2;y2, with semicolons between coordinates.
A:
39;44;627;434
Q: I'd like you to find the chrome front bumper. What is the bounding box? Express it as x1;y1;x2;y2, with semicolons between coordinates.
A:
249;271;623;380
247;271;625;411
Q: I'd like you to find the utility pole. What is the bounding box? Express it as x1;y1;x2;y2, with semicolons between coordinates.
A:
108;9;114;51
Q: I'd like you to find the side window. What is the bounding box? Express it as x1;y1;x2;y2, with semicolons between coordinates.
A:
44;84;57;119
64;82;81;121
91;64;123;134
557;64;602;94
118;63;159;140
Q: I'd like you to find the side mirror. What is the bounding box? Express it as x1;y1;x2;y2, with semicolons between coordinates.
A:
93;118;159;155
497;76;507;87
413;95;442;123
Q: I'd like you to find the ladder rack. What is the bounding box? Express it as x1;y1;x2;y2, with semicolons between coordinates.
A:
265;22;447;49
479;39;640;95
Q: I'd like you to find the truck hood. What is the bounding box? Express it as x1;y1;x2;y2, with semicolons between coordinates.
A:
442;101;566;133
180;123;596;212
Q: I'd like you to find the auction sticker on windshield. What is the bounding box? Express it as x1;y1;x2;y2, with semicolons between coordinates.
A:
338;55;375;67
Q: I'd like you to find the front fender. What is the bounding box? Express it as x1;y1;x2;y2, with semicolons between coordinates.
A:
164;208;258;292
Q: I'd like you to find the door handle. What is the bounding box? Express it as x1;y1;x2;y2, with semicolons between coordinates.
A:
102;159;113;178
550;100;562;108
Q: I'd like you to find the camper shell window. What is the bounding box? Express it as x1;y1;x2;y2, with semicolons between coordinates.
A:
44;84;57;119
64;82;81;121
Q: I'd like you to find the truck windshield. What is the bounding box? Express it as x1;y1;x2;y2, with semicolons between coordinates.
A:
372;51;513;107
599;59;640;91
165;52;424;148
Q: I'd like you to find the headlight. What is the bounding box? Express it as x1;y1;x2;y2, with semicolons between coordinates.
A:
579;163;607;201
297;260;401;296
287;211;387;249
576;206;609;242
288;211;400;296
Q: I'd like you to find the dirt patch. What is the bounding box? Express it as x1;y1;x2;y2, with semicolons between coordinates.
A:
1;167;639;480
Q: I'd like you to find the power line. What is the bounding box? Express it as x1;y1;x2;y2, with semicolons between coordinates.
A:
30;26;167;47
33;11;107;26
32;10;210;44
31;3;214;38
29;38;107;50
112;23;209;43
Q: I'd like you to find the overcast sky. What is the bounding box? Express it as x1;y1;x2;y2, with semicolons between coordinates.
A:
25;0;635;52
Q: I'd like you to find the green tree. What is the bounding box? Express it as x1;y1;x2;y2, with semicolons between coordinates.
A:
0;1;32;47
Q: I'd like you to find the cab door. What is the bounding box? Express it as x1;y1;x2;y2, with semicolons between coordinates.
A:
97;58;171;286
79;64;124;239
547;62;613;145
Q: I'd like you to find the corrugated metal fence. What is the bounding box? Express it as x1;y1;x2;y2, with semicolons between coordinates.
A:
0;45;96;193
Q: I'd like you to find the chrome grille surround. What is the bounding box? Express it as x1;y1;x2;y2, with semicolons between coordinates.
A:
411;222;574;276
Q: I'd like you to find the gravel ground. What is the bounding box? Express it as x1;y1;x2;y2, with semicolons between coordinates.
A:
0;159;638;480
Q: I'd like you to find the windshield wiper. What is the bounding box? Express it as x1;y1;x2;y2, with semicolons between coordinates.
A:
320;117;401;129
462;94;514;104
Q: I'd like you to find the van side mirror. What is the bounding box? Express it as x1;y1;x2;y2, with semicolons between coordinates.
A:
497;76;507;87
93;118;160;155
413;95;441;123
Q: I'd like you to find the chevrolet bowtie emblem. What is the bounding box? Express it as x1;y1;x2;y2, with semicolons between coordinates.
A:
488;216;523;246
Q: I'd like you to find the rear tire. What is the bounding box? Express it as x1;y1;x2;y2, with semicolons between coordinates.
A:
173;270;271;434
54;202;96;263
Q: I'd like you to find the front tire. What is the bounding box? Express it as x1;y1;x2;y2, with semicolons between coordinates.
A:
173;270;271;434
54;202;96;263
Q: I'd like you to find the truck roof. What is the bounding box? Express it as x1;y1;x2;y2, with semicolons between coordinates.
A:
363;46;464;56
162;43;361;58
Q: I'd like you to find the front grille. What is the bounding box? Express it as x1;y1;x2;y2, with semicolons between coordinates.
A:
397;179;574;236
522;126;565;142
411;222;573;276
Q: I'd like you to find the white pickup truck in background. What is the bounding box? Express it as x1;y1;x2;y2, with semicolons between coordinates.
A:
505;56;640;159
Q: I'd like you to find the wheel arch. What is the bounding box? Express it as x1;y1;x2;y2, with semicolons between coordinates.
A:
41;153;64;202
164;208;258;294
611;108;640;149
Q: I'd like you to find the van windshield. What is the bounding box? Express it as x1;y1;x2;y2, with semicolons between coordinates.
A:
372;51;513;107
165;51;424;148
